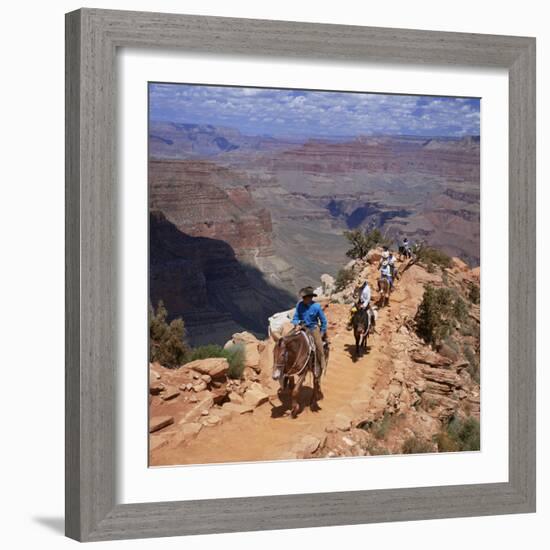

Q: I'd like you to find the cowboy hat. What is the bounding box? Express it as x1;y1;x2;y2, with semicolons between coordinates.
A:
299;286;317;298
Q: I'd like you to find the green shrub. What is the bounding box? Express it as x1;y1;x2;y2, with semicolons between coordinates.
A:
414;244;452;270
447;416;480;451
434;431;460;452
453;296;468;323
149;301;190;369
402;437;433;454
436;416;480;452
365;443;390;456
463;346;480;384
335;267;355;291
188;343;246;379
372;413;395;440
415;286;453;345
468;283;480;304
415;285;468;346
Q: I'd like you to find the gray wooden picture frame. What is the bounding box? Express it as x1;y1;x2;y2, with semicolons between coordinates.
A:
65;8;536;542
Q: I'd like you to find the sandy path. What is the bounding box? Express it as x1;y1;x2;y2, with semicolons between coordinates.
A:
153;265;417;466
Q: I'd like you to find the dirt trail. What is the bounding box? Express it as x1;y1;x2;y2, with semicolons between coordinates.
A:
153;265;419;466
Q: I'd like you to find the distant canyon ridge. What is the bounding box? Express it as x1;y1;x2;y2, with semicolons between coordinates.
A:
149;122;480;345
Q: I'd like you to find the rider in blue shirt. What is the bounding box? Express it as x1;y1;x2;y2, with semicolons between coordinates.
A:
292;286;328;374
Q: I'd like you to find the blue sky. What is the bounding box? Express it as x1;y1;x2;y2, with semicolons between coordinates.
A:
149;83;480;138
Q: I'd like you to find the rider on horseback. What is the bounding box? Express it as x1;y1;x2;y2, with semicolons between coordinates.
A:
290;286;328;377
347;280;376;332
399;237;412;259
379;259;394;289
388;250;398;281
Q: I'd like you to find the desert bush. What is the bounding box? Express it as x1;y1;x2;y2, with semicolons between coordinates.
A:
402;437;433;454
371;413;395;440
463;345;480;384
453;296;468;323
365;442;390;456
149;301;190;369
414;244;452;270
415;287;452;345
415;286;469;346
433;431;460;453
335;267;355;291
468;283;480;304
436;416;480;452
188;343;246;379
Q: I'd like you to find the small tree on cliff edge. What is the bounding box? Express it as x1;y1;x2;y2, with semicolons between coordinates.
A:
149;301;189;368
343;228;391;260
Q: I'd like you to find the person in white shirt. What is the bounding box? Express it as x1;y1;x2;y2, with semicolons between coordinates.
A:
360;280;371;307
347;280;376;331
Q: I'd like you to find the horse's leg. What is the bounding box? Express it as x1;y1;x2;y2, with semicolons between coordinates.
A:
291;368;307;418
354;330;360;358
311;374;321;411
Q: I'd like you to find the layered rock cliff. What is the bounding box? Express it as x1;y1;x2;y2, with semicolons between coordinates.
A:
150;210;295;346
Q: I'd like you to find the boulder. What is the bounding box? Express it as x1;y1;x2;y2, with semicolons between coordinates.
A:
232;331;260;345
243;383;269;408
161;386;180;401
149;416;174;433
181;422;202;438
228;391;244;404
203;414;221;426
293;435;322;456
320;273;336;296
334;413;352;431
179;394;215;424
186;358;229;379
192;380;208;393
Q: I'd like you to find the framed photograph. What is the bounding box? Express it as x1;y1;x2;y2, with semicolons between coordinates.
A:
65;8;536;542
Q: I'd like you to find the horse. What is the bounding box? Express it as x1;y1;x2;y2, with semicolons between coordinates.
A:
399;245;413;260
272;327;327;418
351;305;370;358
377;276;391;307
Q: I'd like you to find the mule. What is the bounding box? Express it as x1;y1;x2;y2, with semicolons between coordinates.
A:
377;277;391;307
272;328;327;418
351;305;370;358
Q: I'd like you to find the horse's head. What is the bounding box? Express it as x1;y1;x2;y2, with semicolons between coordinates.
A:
352;307;369;334
272;332;303;374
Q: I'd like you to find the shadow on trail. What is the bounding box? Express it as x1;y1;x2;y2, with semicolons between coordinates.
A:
270;384;323;418
344;343;372;363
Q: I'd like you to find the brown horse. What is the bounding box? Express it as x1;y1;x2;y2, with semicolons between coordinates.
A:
351;305;370;359
272;328;326;418
377;277;391;307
